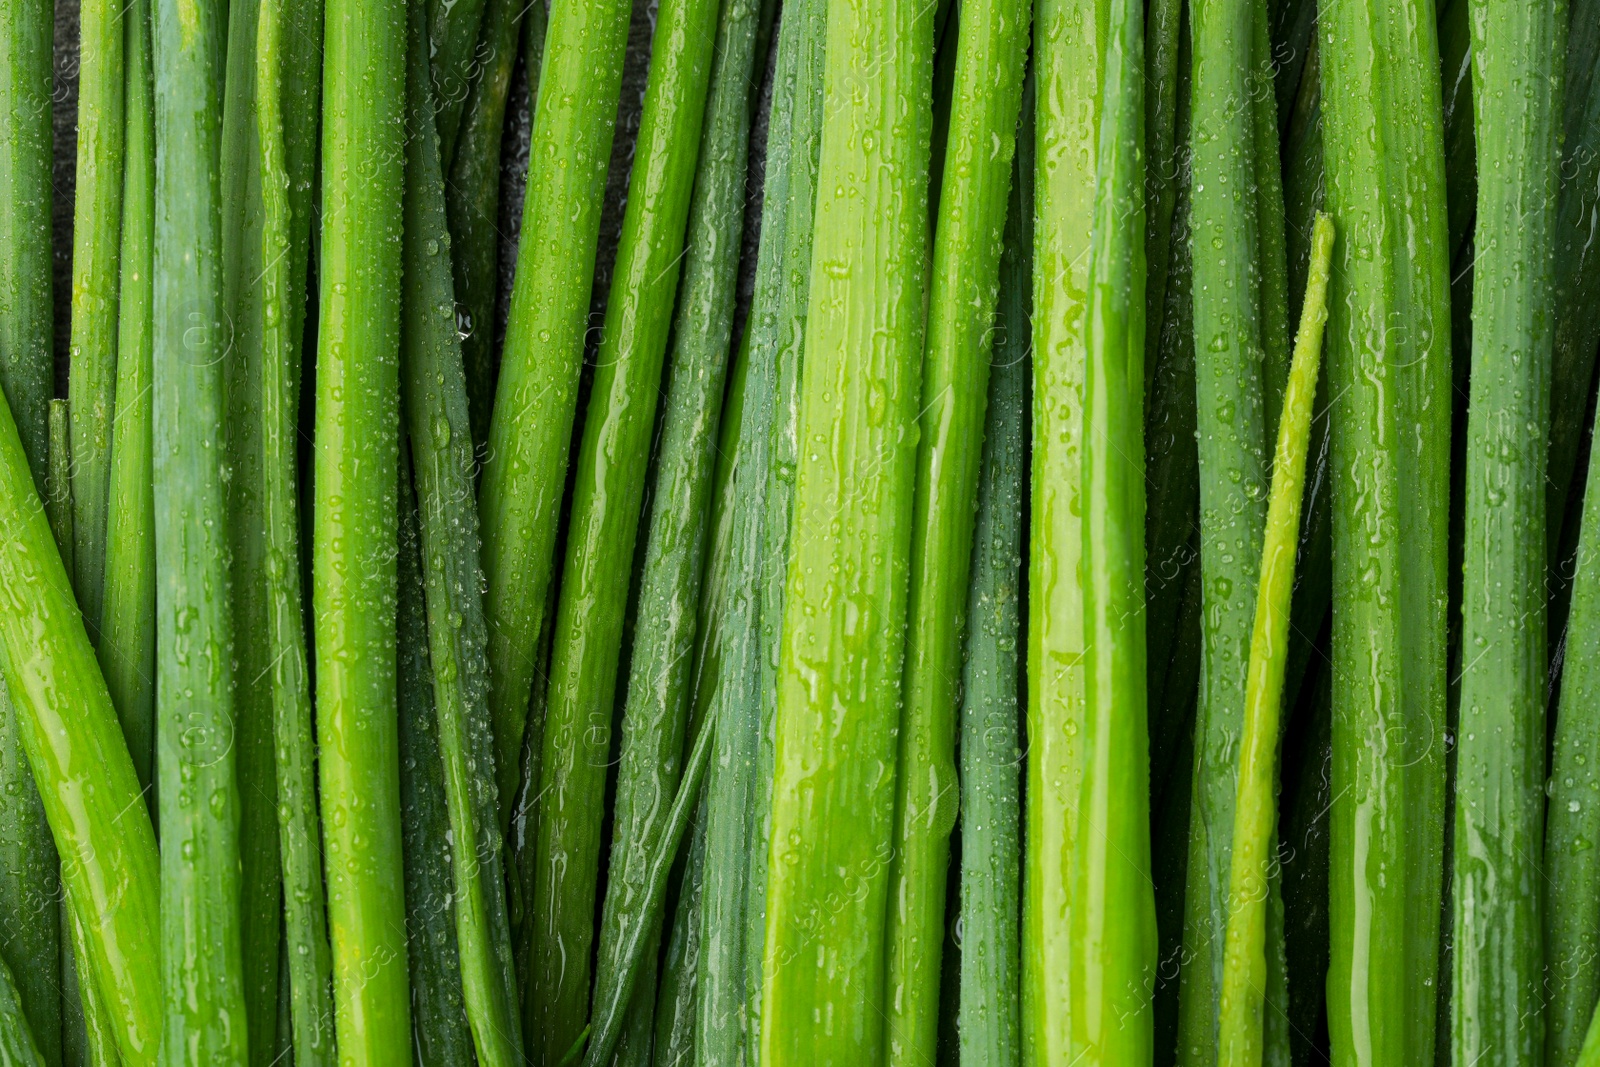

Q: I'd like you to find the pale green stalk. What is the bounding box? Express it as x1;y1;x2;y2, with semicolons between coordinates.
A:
1024;0;1105;1056
0;382;162;1066
757;0;932;1056
1217;212;1334;1067
1070;0;1156;1058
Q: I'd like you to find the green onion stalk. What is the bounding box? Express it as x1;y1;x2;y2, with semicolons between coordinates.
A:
0;371;162;1067
66;0;126;636
312;0;412;1049
520;0;720;1054
478;0;635;836
1216;212;1335;1067
152;0;251;1047
882;0;1031;1058
1318;0;1454;1057
253;0;333;1050
756;0;933;1056
953;99;1031;1067
1450;0;1565;1061
400;0;523;1055
586;0;766;1054
0;0;62;1055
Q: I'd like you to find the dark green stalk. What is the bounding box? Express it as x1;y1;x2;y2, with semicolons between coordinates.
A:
47;400;74;571
397;466;475;1067
66;904;121;1067
757;0;932;1054
955;115;1030;1067
579;710;717;1067
1545;378;1600;1067
1144;0;1184;369
1252;0;1291;431
151;0;249;1046
1545;0;1600;566
694;0;828;1047
426;0;487;163
66;0;125;634
478;0;635;833
651;815;706;1067
99;0;155;801
313;0;411;1046
524;0;720;1053
885;0;1031;1054
0;956;44;1067
1319;0;1453;1058
220;0;286;1051
446;0;540;457
0;384;161;1065
255;0;331;1054
1451;0;1565;1061
1177;0;1287;1049
61;898;87;1067
401;0;522;1057
588;0;760;1053
1144;18;1197;765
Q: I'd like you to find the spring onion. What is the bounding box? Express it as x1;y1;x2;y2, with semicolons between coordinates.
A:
151;0;249;1044
1217;211;1334;1067
587;0;762;1053
401;0;524;1055
478;0;635;833
99;0;155;800
1319;0;1454;1057
1076;0;1156;1056
743;0;829;1054
446;0;540;457
0;8;58;1056
1025;0;1103;1053
0;955;43;1067
252;0;333;1052
523;0;718;1053
1545;351;1600;1067
1177;0;1285;1048
955;111;1031;1067
883;0;1030;1055
0;381;161;1066
66;0;124;635
312;0;411;1047
1450;0;1564;1060
397;463;476;1067
757;0;932;1054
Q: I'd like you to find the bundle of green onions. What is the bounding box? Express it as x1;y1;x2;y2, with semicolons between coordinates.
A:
0;0;1597;1062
